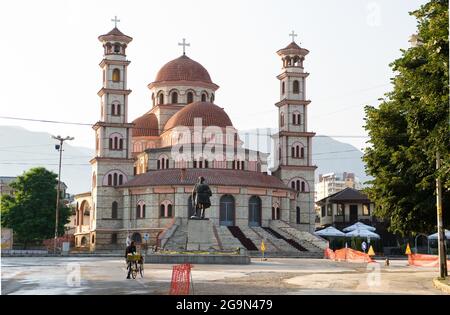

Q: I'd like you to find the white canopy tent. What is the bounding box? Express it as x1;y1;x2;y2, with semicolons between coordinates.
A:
427;229;450;240
343;222;376;232
315;226;346;237
345;228;380;239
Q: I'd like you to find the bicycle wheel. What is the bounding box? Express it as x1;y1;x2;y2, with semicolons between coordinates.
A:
131;262;137;279
139;263;144;278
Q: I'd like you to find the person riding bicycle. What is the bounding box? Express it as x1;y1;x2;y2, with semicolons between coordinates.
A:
125;241;137;279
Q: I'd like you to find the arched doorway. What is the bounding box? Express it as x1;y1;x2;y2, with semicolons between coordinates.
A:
188;196;196;218
219;195;235;226
248;196;262;227
131;232;142;244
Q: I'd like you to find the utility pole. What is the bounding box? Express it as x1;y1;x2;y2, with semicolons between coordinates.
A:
436;151;448;279
52;135;74;254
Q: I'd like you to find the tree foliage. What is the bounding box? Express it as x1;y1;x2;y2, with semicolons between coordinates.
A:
363;0;449;235
1;167;71;246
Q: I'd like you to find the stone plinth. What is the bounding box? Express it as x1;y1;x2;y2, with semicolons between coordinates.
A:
186;219;216;251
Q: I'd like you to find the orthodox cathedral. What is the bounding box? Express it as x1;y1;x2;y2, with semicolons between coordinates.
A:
74;24;324;254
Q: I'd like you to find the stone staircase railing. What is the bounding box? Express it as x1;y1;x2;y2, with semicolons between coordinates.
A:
269;220;328;251
160;217;183;250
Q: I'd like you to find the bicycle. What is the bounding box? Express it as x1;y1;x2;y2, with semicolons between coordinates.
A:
126;253;144;279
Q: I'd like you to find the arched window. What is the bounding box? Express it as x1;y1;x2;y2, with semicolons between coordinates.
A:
280;112;285;127
114;43;120;53
104;170;127;186
248;196;262;227
220;195;235;226
158;155;169;170
112;68;120;82
136;201;145;219
109;133;124;150
282;81;285;94
160;201;173;218
210;94;215;103
290;178;309;192
116;104;121;116
201;93;207;102
292;143;304;158
187;92;194;104
293;80;299;94
158;93;164;105
296;206;301;224
131;232;142;244
112;201;118;219
292;112;301;125
188;196;195;217
171;92;178;104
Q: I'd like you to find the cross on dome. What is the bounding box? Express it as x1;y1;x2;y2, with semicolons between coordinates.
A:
111;16;120;28
178;38;190;55
289;30;298;42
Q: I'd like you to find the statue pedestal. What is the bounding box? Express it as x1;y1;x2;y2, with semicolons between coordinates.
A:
186;219;217;251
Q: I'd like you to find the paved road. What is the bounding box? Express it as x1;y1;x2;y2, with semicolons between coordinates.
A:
1;257;445;295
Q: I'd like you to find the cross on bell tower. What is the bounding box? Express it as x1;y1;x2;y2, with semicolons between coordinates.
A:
178;38;190;55
289;30;298;43
111;16;120;28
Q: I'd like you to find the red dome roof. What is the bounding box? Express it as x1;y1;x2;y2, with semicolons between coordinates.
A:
164;102;233;132
132;112;159;137
154;55;212;84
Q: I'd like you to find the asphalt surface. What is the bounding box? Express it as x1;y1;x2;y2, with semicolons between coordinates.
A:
1;256;445;295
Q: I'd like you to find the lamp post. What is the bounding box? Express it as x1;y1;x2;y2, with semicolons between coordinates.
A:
436;151;448;279
52;135;74;254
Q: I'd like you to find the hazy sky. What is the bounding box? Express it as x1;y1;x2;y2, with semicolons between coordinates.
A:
0;0;426;151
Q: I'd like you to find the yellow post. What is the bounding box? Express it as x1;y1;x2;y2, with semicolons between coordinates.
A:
261;240;266;261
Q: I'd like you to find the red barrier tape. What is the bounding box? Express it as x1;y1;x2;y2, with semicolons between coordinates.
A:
324;248;374;263
408;254;450;268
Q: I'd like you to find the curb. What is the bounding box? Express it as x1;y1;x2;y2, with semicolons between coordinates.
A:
433;278;450;294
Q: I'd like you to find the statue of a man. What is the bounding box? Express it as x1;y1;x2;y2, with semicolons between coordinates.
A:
191;176;212;219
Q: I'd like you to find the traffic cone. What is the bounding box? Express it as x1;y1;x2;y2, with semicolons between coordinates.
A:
405;243;412;255
367;245;375;256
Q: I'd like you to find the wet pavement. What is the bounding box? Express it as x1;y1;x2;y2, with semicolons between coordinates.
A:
1;257;445;295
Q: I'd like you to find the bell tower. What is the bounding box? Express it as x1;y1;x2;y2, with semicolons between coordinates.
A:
272;32;316;232
89;18;135;249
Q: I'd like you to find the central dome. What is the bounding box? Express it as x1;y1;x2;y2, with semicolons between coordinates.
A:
164;101;233;132
154;55;212;84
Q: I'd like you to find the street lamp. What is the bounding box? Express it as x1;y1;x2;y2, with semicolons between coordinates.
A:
52;135;74;254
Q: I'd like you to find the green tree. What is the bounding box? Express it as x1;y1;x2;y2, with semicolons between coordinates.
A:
1;167;71;248
363;0;449;236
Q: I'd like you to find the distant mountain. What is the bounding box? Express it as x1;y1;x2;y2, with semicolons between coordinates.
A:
0;126;93;194
0;126;370;195
239;128;370;184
